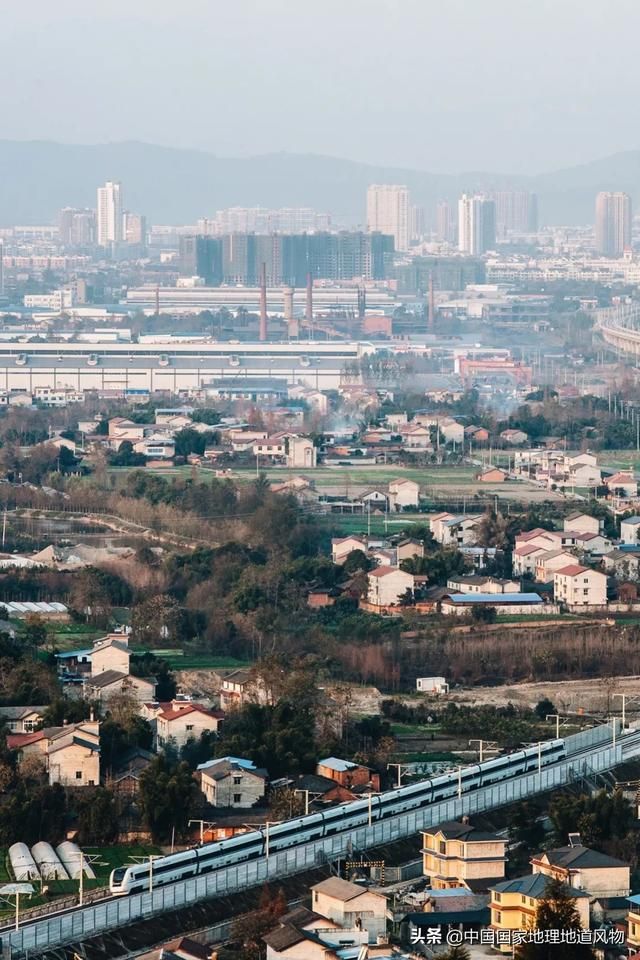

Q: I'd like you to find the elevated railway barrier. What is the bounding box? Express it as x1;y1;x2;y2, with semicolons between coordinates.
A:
1;722;638;957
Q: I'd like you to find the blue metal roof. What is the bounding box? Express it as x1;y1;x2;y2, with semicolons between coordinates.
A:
446;593;543;604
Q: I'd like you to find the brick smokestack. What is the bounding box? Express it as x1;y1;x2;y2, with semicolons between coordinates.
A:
284;286;298;338
306;272;313;326
259;262;268;342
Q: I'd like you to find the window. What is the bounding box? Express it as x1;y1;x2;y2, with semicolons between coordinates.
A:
521;895;526;904
233;793;242;804
186;724;194;732
233;776;242;785
495;911;502;924
494;893;501;903
439;841;446;854
75;771;82;780
88;780;95;786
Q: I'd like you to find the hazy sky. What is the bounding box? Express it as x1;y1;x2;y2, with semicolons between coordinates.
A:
3;0;639;173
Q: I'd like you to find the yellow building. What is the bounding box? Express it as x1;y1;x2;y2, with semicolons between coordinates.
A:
490;875;589;954
625;894;640;951
422;820;507;890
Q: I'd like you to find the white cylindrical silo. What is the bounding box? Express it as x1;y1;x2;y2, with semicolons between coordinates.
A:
9;843;40;881
56;842;95;880
31;842;68;880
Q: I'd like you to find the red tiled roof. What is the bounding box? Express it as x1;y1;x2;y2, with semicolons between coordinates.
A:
159;704;225;723
7;731;45;749
555;564;588;576
368;567;405;578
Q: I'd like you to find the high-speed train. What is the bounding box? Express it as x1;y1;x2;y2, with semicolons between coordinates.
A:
110;738;565;895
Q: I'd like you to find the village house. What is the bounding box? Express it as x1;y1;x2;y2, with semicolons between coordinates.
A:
621;516;640;544
500;428;528;445
90;634;131;676
602;548;640;580
316;757;380;792
490;874;589;953
133;434;176;459
331;535;368;564
388;478;420;510
430;513;482;547
415;415;465;445
310;877;388;942
531;843;630;899
399;424;432;449
572;531;613;556
287;436;317;468
553;565;608;607
396;538;425;562
108;747;155;796
370;548;395;567
564;512;601;535
366;567;415;607
465;426;490;444
605;470;638;498
512;543;550;578
8;720;100;787
534;549;579;582
107;417;147;448
361;489;390;511
156;702;224;749
0;705;46;733
84;672;156;704
625;895;640;952
478;467;509;483
197;756;266;808
422;820;507;891
219;669;268;711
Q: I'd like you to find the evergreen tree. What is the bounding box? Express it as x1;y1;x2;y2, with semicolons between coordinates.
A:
516;878;595;959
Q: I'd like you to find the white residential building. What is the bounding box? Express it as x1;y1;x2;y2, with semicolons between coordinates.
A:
388;478;420;510
367;567;414;607
534;550;579;582
430;512;481;547
621;517;640;544
156;703;225;749
366;184;409;251
553;565;607;607
97;180;123;246
198;756;266;808
331;536;368;564
564;513;600;535
458;194;496;255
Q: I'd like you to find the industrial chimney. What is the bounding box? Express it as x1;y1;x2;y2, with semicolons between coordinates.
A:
428;274;435;330
259;262;268;342
284;286;298;339
305;272;313;329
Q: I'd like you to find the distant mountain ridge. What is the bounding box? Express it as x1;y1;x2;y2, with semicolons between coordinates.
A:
1;139;639;227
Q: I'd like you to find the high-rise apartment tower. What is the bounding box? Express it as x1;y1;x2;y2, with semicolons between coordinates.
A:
458;194;496;255
367;184;408;251
97;181;123;246
595;192;632;256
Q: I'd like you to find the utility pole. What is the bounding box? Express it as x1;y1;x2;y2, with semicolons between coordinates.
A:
468;739;498;763
387;763;410;789
546;714;562;740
